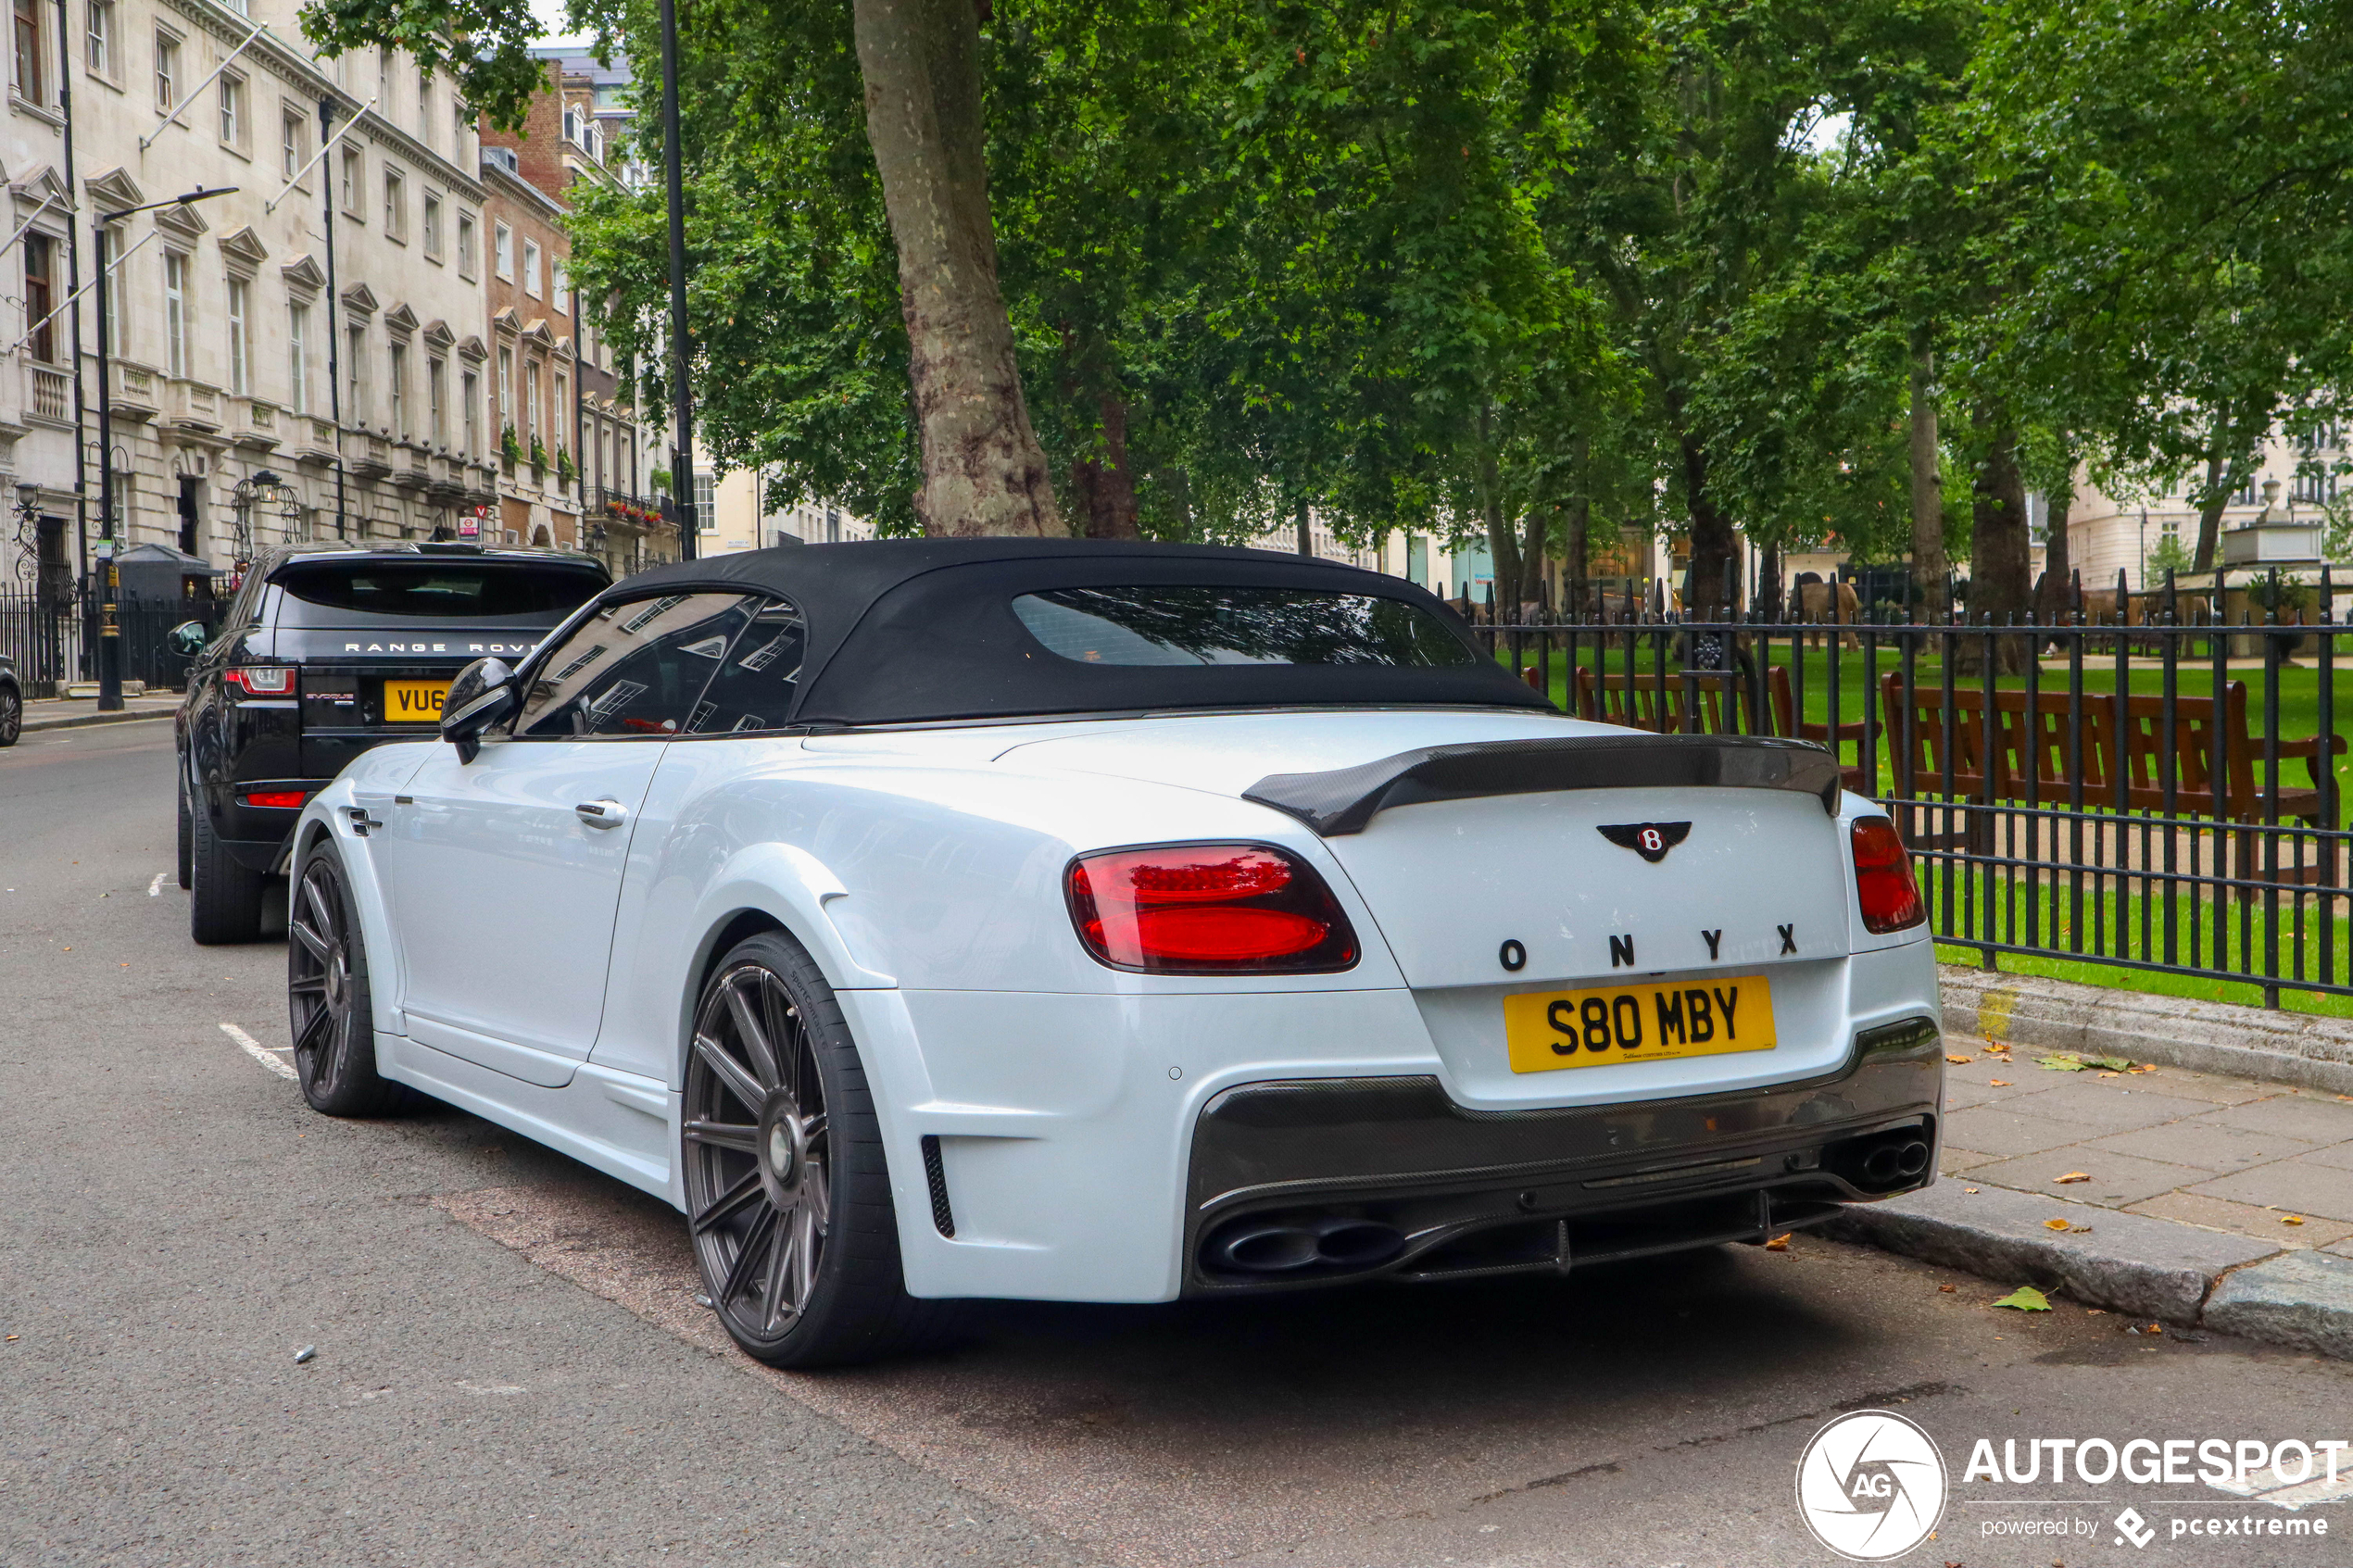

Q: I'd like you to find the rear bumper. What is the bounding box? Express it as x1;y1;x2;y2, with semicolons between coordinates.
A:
1180;1016;1941;1292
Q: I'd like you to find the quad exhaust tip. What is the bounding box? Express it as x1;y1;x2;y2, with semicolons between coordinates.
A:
1208;1214;1406;1274
1856;1136;1931;1187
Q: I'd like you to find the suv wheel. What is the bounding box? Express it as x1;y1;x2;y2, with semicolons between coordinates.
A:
176;769;194;890
189;793;265;945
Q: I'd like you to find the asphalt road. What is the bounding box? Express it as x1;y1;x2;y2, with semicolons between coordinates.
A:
4;719;2349;1568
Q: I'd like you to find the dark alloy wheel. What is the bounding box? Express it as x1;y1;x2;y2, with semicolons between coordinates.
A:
682;931;954;1367
175;768;194;889
0;684;19;747
287;842;410;1116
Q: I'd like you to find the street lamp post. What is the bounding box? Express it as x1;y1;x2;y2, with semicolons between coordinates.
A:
92;186;232;710
658;0;696;562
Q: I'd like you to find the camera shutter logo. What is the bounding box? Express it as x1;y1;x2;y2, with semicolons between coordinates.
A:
1794;1409;1947;1562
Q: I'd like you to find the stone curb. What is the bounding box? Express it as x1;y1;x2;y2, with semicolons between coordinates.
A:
1942;965;2353;1098
20;704;179;734
1826;1181;2353;1359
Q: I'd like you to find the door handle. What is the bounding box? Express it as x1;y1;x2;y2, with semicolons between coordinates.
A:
575;798;628;830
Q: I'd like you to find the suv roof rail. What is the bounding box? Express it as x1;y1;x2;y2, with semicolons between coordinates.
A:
415;541;486;554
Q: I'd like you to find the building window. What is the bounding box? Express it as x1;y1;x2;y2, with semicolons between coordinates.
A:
383;167;405;239
288;302;309;414
452;98;466;162
552;261;569;315
163;251;188;378
456;210;475;279
695;472;715;533
524;359;540;445
340;147;360;216
24;232;54;364
226;276;249;395
346;325;367;422
376;44;389;114
496;346;511;426
282;107;305;181
522;239;540;297
428;356;446;445
388;341;407;438
14;0;42;103
416;66;431;144
219;70;243;147
461;369;478;457
99;222;121;352
493;221;512;281
83;0;107;74
422;191;441;257
152;27;176;113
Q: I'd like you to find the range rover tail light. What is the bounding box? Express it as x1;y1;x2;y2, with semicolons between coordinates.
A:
243;790;310;809
1065;844;1359;973
224;665;296;696
1852;817;1927;934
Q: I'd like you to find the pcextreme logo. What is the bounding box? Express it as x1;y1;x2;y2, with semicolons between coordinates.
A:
1795;1409;1949;1562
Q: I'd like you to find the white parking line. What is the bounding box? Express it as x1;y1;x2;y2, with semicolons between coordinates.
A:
148;872;166;897
220;1022;296;1081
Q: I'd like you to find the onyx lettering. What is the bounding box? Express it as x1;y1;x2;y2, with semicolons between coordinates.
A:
1778;923;1797;955
1702;928;1723;960
1609;934;1635;969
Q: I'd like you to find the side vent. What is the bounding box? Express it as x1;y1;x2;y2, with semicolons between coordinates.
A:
919;1135;955;1238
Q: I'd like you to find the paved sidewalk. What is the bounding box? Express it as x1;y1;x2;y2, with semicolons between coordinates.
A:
18;694;179;732
1939;1038;2353;1256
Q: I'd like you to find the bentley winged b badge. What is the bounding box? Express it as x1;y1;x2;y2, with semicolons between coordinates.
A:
1597;822;1692;863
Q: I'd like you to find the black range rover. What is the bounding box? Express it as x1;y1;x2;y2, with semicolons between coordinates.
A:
176;542;611;943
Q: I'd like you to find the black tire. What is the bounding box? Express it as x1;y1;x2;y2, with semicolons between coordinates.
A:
681;930;956;1367
175;767;194;890
287;839;411;1116
0;683;19;746
188;792;265;945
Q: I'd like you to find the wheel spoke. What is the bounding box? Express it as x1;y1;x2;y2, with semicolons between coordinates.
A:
789;1195;820;1307
719;1205;779;1305
798;1110;825;1148
287;973;327;996
291;998;334;1062
686;1175;761;1241
762;1209;799;1332
803;1158;830;1236
683;1119;761;1155
689;1169;762;1235
288;917;331;963
692;1030;765;1113
300;873;338;942
724;977;780;1092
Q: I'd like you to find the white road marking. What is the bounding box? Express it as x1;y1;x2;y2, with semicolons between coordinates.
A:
147;872;166;897
220;1022;296;1081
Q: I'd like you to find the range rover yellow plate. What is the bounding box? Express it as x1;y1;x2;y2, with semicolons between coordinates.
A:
1504;974;1775;1073
384;679;451;723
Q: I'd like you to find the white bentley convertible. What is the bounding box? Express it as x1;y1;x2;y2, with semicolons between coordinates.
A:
288;540;1942;1365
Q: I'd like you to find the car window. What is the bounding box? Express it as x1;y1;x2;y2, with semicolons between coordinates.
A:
273;560;607;622
515;592;757;738
1011;586;1478;668
686;596;806;734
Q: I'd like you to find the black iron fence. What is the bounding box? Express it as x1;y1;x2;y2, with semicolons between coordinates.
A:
0;584;219;696
1466;576;2353;1010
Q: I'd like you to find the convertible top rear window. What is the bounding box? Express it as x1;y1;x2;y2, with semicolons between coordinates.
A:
275;560;607;621
1013;587;1477;669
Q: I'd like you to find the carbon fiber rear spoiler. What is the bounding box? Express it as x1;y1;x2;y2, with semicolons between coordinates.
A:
1242;734;1843;836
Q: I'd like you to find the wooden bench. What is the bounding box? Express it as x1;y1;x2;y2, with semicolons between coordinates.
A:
1568;664;1875;792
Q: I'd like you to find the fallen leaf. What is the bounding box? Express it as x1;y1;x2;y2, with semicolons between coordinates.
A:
2145;1323;2163;1335
2282;1215;2306;1226
1989;1079;2012;1086
1938;1284;1957;1294
2080;1054;2133;1071
2098;1071;2120;1078
2054;1172;2092;1185
1965;1186;1981;1193
2038;1055;2087;1072
1763;1233;1792;1251
2086;1308;2107;1314
1993;1285;2053;1311
2045;1218;2072;1230
1946;1054;1974;1064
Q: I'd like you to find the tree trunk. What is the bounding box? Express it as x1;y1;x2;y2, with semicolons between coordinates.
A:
1967;421;2032;673
1070;391;1139;538
1295;495;1312;556
852;0;1060;536
1758;537;1782;619
1907;332;1946;621
1678;432;1735;620
2035;489;2072;622
1563;433;1591;615
1516;505;1546;617
2192;448;2230;576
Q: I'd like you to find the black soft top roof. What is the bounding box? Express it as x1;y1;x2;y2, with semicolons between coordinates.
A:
611;537;1552;726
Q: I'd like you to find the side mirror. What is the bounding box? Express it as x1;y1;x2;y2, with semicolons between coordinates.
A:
166;621;209;659
440;658;518;763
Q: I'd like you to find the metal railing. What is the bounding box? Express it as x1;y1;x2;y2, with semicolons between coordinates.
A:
0;585;220;696
1465;570;2353;1009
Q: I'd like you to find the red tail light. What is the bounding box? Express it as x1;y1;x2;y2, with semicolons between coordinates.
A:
243;790;310;809
1852;817;1926;934
224;665;296;696
1065;844;1359;973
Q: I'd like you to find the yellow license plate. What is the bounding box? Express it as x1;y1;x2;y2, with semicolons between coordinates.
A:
1504;974;1776;1073
384;679;450;723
